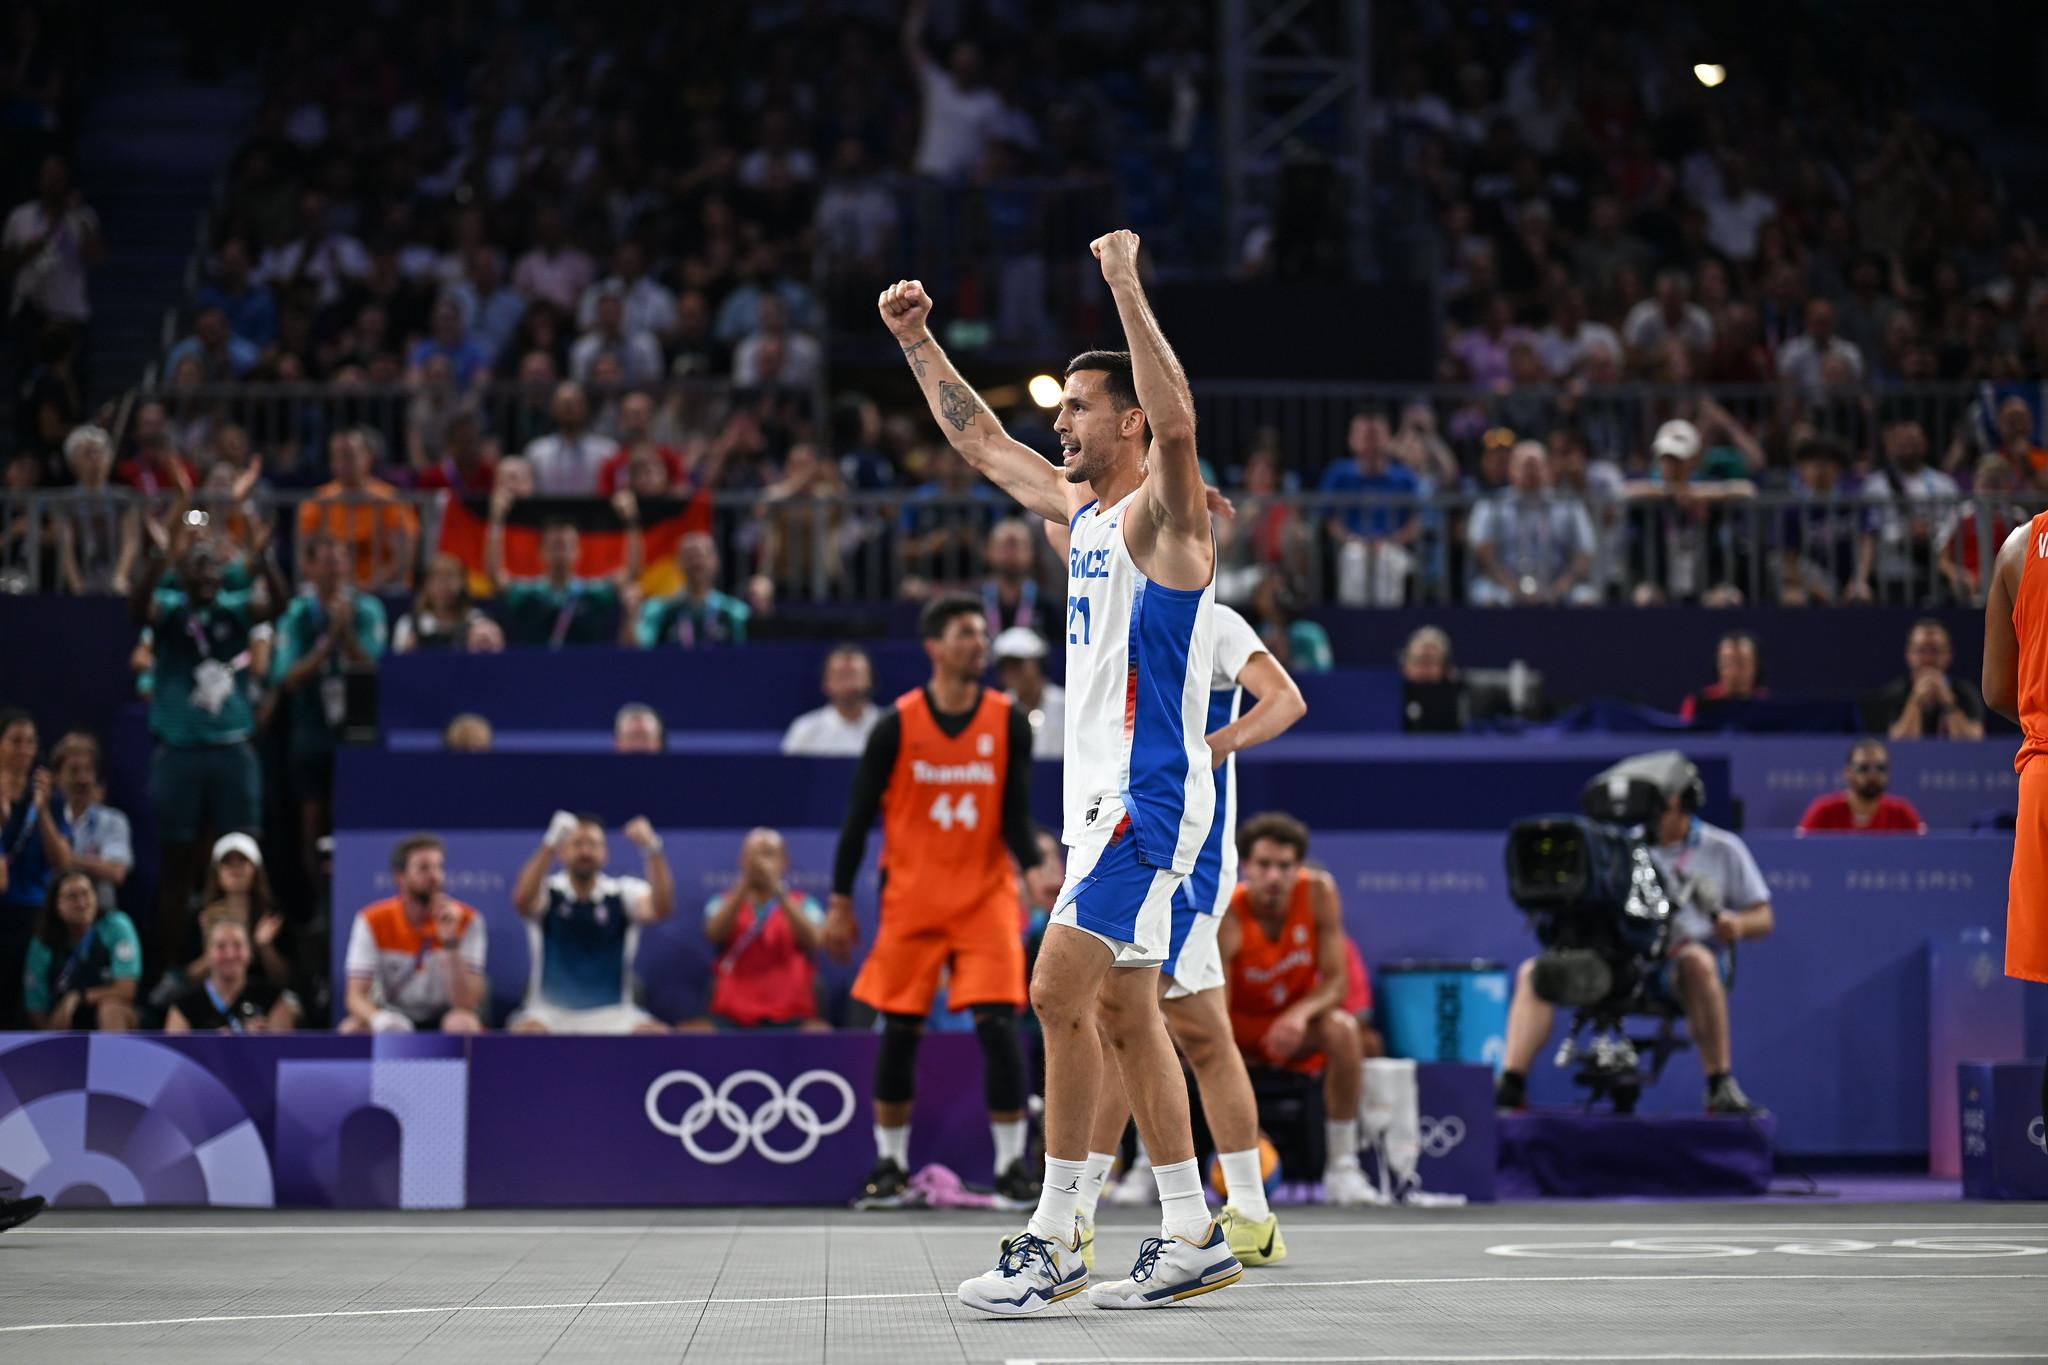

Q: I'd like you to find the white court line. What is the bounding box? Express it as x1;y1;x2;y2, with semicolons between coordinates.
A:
0;1272;2041;1335
1002;1357;2048;1364
15;1221;2048;1237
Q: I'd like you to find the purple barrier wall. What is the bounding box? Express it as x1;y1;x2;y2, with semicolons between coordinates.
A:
0;1031;995;1209
332;828;2048;1159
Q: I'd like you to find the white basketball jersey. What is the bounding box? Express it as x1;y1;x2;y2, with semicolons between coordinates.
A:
1061;487;1216;873
1185;603;1268;914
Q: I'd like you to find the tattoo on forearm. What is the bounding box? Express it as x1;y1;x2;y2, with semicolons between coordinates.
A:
938;380;979;433
902;337;930;380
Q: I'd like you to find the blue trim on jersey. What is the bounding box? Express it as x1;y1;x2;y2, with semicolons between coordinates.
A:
1069;499;1098;532
1168;686;1241;925
1119;576;1202;869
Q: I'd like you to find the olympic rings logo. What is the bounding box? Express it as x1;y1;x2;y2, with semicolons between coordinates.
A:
1417;1116;1466;1158
644;1068;857;1165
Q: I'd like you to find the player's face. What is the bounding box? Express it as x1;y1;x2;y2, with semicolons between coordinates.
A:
563;823;607;876
1054;370;1138;485
930;612;990;679
1242;839;1301;909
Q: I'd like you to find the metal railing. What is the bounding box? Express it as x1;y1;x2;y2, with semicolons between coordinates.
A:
2;487;2014;611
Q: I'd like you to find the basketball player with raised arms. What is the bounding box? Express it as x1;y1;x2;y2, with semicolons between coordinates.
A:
1979;517;2048;1128
881;230;1243;1314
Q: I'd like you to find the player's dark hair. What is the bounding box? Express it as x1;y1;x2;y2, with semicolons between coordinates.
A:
1238;811;1310;863
919;592;984;640
1065;350;1140;414
389;832;445;873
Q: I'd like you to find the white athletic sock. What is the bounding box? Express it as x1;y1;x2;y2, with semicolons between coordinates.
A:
1326;1118;1361;1169
1076;1151;1115;1224
1028;1156;1088;1242
1217;1148;1270;1221
1152;1157;1211;1241
992;1118;1028;1173
874;1124;909;1169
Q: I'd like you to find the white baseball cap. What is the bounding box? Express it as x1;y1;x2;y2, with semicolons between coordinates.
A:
212;832;263;868
1652;419;1702;462
992;627;1048;662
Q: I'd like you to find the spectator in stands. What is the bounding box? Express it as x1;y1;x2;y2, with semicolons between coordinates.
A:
21;868;140;1032
713;244;819;347
444;713;494;751
1624;419;1757;607
273;531;388;889
194;238;275;349
637;531;749;647
340;833;486;1034
899;445;999;587
1698;153;1777;263
255;189;367;309
131;506;289;969
1855;420;1959;603
1991;396;2046;485
406;296;489;389
116;401;198;493
733;293;821;390
512;206;594;314
1448;295;1533;388
508;811;675;1034
782;645;882;756
393;553;487;653
448;245;525;364
980;517;1057;640
1535;287;1620;379
296;428;418;591
165;915;298;1033
681;827;831;1031
1777;298;1866;393
1940;455;2026;605
1679;630;1767;723
752;443;849;595
1248;570;1334;673
1778;438;1866;606
1622;269;1714;364
816;138;899;278
1320;412;1419;607
46;731;130;911
523;381;618;495
188;831;288;987
993;627;1064;759
1467;442;1598;607
465;616;506;653
1866;619;1987;741
53;424;138;595
486;492;642;649
1498;766;1770;1115
165;305;259;382
902;0;1012;180
596;392;691;496
1797;740;1926;835
614;703;665;754
1398;626;1466;732
413;409;498;495
3;155;102;372
578;241;677;344
0;709;53;1024
572;291;663;388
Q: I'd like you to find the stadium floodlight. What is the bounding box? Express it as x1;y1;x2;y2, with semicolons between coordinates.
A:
1028;374;1063;409
1693;63;1726;88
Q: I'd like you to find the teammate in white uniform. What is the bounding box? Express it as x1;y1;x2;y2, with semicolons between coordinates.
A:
1079;602;1307;1265
880;230;1243;1314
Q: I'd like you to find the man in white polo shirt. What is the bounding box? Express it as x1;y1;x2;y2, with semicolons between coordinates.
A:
781;645;883;756
507;811;675;1033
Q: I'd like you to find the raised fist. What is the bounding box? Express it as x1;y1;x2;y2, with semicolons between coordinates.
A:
1089;230;1141;284
877;279;933;342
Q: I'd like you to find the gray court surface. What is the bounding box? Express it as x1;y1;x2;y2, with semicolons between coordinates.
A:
2;1203;2043;1364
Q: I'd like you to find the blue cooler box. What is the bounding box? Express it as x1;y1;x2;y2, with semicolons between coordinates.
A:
1379;960;1509;1067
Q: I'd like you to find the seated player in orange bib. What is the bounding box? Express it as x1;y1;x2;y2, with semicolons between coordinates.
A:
823;594;1045;1209
1980;514;2048;1122
1219;812;1376;1205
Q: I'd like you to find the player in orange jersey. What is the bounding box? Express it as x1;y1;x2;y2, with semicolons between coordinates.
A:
825;594;1045;1208
1980;516;2048;1124
1219;812;1376;1205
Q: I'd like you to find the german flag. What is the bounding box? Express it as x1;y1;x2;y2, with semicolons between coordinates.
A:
436;492;712;599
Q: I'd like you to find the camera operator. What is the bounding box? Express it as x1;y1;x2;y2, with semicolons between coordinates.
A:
1496;781;1773;1115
